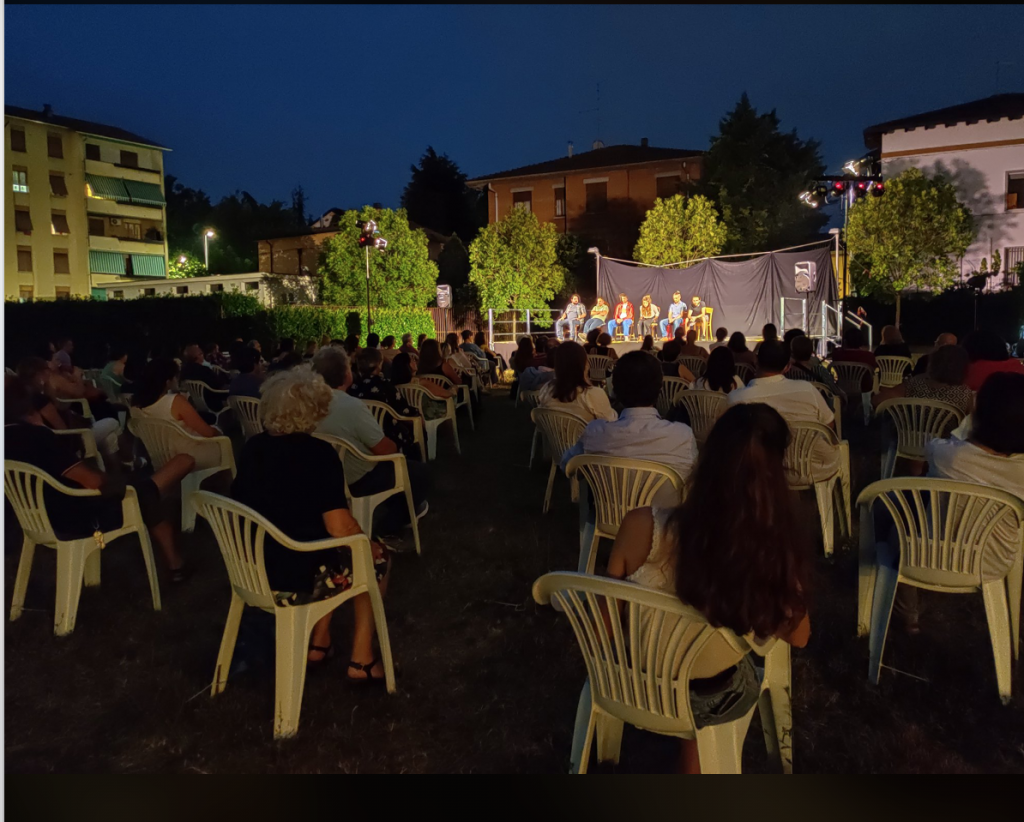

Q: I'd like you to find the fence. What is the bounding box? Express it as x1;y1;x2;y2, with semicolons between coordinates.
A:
485;309;561;344
428;306;484;341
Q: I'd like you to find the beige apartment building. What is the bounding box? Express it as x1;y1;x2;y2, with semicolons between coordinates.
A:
5;105;170;300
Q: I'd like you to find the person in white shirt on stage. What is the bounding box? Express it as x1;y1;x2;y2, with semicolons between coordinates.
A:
555;294;588;340
659;291;687;340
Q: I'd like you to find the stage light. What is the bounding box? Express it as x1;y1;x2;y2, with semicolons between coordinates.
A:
832;181;846;194
843;160;859;175
872;182;885;197
854;181;869;199
374;237;388;250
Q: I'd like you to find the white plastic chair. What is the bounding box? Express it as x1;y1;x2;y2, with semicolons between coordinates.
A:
472;355;494;389
734;362;756;385
533;572;793;774
876;356;913;389
361;399;426;462
82;368;104;388
784;422;851;558
875;398;964;480
565;454;686;575
450;359;482;400
193;491;395;739
531;407;587;514
832;361;877;425
856;478;1024;704
812;381;842;441
56;396;94;423
314;433;422;555
673;390;727;447
516;388;540;409
680;355;707;380
52;427;105;471
228;395;264;441
128;415;236;532
655;377;689;418
587;355;614;385
182;379;232;428
417;373;474;431
5;460;161;636
396;383;459;460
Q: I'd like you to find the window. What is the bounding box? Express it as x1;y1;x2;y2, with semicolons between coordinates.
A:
245;281;260;291
53;251;71;274
120;150;139;168
1008;172;1024;211
86;143;101;161
512;190;532;212
554;186;566;217
88;217;105;236
112;290;124;300
17;247;32;271
49;173;68;197
51;212;70;235
210;284;225;293
585;181;608;213
54;287;71;300
126;221;142;239
656;174;681;200
47;133;63;159
15;209;33;233
19;286;33;302
11;128;26;152
12;168;28;193
143;288;156;297
176;285;189;295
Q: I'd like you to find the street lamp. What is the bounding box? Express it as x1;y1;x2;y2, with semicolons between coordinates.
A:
203;229;215;271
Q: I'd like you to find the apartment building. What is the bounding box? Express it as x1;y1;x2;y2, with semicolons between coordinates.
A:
5;104;170;300
467;139;704;258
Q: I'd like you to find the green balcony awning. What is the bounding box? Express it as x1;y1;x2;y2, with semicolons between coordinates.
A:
124;179;166;207
91;288;108;301
89;250;126;275
85;174;131;203
130;254;165;278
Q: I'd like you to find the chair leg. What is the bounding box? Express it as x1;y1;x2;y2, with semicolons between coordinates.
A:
529;428;540;470
595;711;624;765
543;461;557;514
403;483;422;556
83;546;101;587
136;526;162;612
10;537;37;621
981;581;1013;705
211;592;245;696
569;679;593;774
272;606;316;739
868;565;900;685
463;391;475;431
759;643;793;774
857;513;880;637
583;532;601;576
426;423;438;461
366;585;397;694
694;706;756;774
840;444;853;536
862;393;872;426
813;479;836;558
449;415;461;455
881;444;897;481
181;474;200;533
54;542;92;637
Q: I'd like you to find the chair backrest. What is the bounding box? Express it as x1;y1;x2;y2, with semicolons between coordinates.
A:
228;396;264;440
785;367;816;382
784;421;840;487
53;427;102;465
674;390;727;444
82;368;103;388
533;572;750;734
518;388;540;408
679;355;707;380
4;459;99;543
811;381;835;402
734;362;755;385
565;454;686;536
98;374;122;400
362;399;410;426
656;377;689;418
181;380;213;413
832;361;872;395
857;478;1024;588
531;407;587;463
312;433;377;499
396;382;451;418
417;373;456;393
5;367;15;377
876;398;963;459
588;355;614;383
876;356;913;388
127;414;206;470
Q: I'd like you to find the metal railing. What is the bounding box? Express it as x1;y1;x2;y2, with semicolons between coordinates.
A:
486;308;561;345
779;297;807;335
845;311;873;350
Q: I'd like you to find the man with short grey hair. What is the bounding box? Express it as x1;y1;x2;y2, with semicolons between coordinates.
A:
912;332;957;377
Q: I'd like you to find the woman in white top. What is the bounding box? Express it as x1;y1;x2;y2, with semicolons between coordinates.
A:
130;358;225;471
690;346;744;394
606;403;812;773
538;341;617;422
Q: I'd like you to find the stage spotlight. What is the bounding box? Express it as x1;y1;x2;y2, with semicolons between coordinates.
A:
832;181;846;195
843;160;859;175
854;181;869;199
872;181;885;197
374;237;388;250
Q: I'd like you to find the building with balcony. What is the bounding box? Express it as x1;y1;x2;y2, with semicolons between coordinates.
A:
467;139;705;258
4;104;170;300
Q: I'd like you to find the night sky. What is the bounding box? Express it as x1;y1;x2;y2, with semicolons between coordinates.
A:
7;4;1023;220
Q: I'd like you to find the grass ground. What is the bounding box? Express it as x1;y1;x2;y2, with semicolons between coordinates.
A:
5;387;1024;773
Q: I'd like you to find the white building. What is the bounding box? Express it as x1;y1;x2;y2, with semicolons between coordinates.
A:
95;271;316;305
864;93;1024;288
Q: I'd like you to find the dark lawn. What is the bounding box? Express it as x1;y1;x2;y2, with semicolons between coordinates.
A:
5;388;1024;773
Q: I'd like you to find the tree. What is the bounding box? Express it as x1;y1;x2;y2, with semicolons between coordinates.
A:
318;206;438;308
699;93;827;253
291;185;310;226
469;207;566;327
168;251;207;279
846;167;975;326
555;232;588;301
401;147;484;243
633;194;727;266
437;233;472;304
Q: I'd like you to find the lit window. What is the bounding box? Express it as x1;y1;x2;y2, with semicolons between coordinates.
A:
1008;172;1024;211
126;222;141;239
12;169;28;193
512;190;532;212
19;286;33;302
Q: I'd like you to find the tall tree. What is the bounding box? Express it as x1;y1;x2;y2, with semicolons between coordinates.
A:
700;94;827;253
401;147;484;243
437;233;472;305
846;167;975;326
318;207;438;307
291;185;310;226
167;251;207;279
469;208;566;326
633;194;727;266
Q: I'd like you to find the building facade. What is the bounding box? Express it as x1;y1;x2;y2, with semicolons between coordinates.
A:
864;93;1024;288
95;271;317;306
5;105;169;300
467;140;704;258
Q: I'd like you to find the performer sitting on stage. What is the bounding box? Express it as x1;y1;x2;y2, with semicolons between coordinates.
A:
658;291;686;340
583;298;610;336
607;293;634;340
686;295;708;337
555;294;587;340
638;295;661;339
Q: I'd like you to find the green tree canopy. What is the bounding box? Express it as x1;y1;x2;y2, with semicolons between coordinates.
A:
846;167;975;326
469;207;566;324
401;146;486;243
167;251;207;279
633;194;727;266
317;206;438;307
699;93;827;253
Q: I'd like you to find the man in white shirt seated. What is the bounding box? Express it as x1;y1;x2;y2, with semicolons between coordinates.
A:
312;346;428;540
728;340;838;480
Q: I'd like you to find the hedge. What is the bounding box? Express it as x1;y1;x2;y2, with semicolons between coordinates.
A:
4;294;438;367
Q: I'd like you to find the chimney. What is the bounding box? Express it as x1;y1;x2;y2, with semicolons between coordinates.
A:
42;104;53;119
592;139;605;150
640;137;648;148
567;141;574;158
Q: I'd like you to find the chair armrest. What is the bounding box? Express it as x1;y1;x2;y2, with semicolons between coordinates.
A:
282;531;374;553
212;436;237;478
52;427;100;460
56;397;92;418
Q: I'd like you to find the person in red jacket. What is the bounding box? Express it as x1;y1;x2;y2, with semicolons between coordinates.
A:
607;293;634;340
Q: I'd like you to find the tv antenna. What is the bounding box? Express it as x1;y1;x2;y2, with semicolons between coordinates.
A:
578;82;602;147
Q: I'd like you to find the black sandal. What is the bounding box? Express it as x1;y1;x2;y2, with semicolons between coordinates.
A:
307;643;334;667
346;657;386;684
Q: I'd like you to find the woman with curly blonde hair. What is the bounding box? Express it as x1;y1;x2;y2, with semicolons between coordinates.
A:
231;368;391;680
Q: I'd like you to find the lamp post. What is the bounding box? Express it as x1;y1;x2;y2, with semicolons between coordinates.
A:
357;220;387;332
203;229;215;271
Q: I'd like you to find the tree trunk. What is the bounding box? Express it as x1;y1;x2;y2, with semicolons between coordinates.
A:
894;293;901;330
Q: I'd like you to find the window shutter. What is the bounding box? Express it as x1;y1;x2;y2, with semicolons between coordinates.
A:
51;213;71;235
50;174;69;196
86;144;101;161
17;248;32;271
47;133;64;159
11;129;26;152
53;251;71;274
15;210;33;233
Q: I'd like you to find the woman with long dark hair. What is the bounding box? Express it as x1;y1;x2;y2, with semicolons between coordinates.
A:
606;403;812;773
418;338;461;385
692;347;743;394
727;331;757;368
538;341;617;422
752;323;778;355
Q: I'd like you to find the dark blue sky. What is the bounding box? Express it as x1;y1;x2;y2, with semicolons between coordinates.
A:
7;4;1023;219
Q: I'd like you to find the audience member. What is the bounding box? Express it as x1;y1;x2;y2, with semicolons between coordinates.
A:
911;332;957;377
831;327;878;393
692;347;743;394
679;329;708;360
203;342;229;369
460;330;486;360
727;331;758;369
228;348;265;398
583;328;601;353
417;333;429;351
781;328;805;363
538;341;617;422
381;336;399;362
513;337;547;373
752;323;778;354
963;330;1024;392
391;351;455;421
656;339;697;382
709;327;729;351
787;336;845;400
900;344;973;415
348;347;424;460
419;339;462;387
399;333;417;355
100;347;132;400
52;337;75;374
180;343;229;410
366;333;380;350
591;332;619;361
640;335;658;354
874;325;912;359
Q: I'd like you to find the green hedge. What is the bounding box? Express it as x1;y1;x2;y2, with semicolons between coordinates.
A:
4;294;438;367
